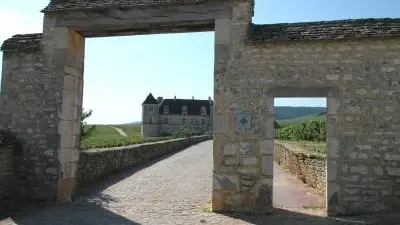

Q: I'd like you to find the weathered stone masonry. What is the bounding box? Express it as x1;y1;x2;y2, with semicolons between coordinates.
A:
1;0;400;216
274;142;326;199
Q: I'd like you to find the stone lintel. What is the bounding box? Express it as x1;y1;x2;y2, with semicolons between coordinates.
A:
51;2;233;37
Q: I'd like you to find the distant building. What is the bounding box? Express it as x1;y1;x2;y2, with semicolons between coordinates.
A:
141;93;213;137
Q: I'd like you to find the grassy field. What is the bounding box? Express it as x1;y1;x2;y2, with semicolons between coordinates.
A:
276;140;327;154
80;124;169;150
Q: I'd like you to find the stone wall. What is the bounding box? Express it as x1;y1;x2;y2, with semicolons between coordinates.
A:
0;129;24;201
78;136;211;186
0;143;13;200
0;33;63;201
274;142;326;199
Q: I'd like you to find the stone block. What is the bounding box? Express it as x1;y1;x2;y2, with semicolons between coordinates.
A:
214;115;229;134
387;167;400;176
59;133;74;148
242;157;257;166
265;116;275;139
260;139;274;155
62;90;76;108
215;18;231;44
58;148;79;163
225;156;238;165
350;166;368;175
60;162;77;179
213;174;239;191
64;66;81;77
58;120;74;136
327;96;340;115
327;160;338;182
53;27;69;49
45;167;58;175
63;74;75;91
237;167;258;176
327;137;339;158
223;144;236;156
261;155;273;176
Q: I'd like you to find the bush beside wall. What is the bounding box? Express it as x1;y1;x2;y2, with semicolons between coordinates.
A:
78;135;211;186
274;142;326;199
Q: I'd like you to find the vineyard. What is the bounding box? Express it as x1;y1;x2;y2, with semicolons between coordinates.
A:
275;114;327;154
80;124;169;150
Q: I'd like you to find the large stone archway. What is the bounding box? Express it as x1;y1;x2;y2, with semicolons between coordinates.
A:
1;0;400;216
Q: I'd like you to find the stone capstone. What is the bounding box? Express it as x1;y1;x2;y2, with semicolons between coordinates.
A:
1;33;43;52
249;18;400;43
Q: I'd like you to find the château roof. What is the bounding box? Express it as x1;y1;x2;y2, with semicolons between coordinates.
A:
142;93;158;104
159;98;212;116
248;18;400;43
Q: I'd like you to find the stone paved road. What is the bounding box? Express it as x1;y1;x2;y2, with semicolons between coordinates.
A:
1;141;399;225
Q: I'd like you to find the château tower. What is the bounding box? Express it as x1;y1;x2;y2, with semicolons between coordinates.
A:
141;93;159;137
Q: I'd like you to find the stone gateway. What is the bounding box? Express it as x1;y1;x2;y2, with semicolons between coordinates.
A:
1;0;400;216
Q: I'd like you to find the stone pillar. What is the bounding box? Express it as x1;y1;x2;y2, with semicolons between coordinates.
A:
326;89;342;215
42;13;85;203
212;16;233;211
213;1;273;213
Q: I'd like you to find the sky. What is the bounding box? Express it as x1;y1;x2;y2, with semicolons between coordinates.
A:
0;1;399;124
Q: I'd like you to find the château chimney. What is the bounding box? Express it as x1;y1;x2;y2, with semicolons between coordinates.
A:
157;97;163;103
192;96;194;100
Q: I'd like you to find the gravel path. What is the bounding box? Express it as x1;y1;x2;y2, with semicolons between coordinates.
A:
0;141;398;225
112;126;127;136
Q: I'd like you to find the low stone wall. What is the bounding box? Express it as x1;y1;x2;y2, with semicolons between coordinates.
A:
274;141;326;199
78;135;211;186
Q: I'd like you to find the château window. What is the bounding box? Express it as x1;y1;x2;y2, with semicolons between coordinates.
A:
182;118;187;124
201;118;205;125
164;117;168;124
182;105;188;115
149;117;153;124
200;106;207;116
163;105;169;114
191;118;194;124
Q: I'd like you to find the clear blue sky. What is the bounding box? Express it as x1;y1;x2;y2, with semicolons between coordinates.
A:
0;0;399;124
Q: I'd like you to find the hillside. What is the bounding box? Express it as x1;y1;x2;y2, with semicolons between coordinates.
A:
277;112;325;127
274;106;326;120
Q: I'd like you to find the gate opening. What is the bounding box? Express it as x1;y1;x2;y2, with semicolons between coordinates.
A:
273;97;328;213
81;32;214;149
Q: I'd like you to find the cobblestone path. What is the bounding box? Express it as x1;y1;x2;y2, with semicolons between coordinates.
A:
0;141;398;225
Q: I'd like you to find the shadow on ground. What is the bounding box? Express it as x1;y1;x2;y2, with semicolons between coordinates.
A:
214;208;400;225
0;193;141;225
0;144;199;223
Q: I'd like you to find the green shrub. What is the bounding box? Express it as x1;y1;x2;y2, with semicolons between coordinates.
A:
276;118;326;142
80;109;96;141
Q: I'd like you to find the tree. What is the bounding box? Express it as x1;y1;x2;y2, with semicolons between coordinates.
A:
80;109;96;141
